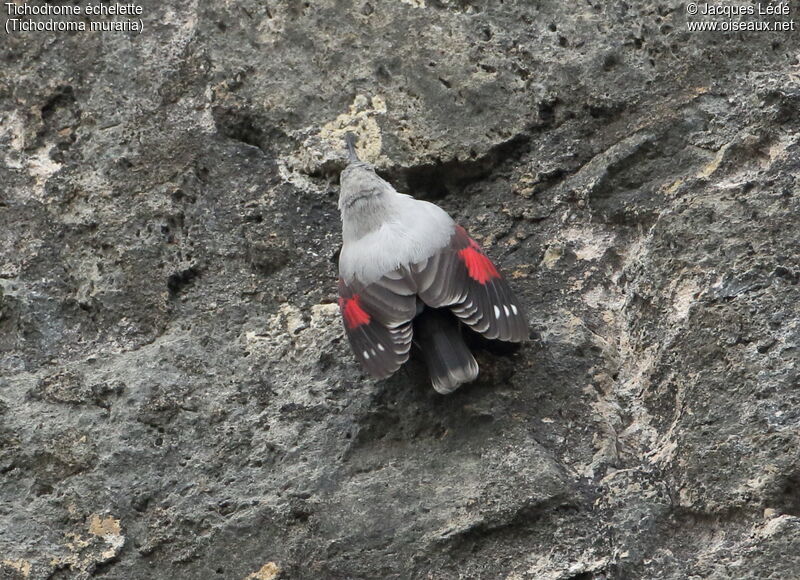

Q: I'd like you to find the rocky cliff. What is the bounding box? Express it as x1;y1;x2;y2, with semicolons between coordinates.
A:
1;1;799;578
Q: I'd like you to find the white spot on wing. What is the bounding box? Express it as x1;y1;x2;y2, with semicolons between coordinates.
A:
363;350;370;360
511;304;518;315
503;305;510;316
493;305;501;319
377;343;385;351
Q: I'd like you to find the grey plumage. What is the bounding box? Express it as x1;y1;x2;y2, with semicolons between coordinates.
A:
336;133;527;393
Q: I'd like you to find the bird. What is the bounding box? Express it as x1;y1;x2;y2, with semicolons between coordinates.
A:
336;133;528;394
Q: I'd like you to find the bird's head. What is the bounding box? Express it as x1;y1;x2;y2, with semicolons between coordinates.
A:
338;133;394;212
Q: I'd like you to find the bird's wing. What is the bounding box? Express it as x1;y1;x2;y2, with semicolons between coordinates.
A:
413;225;528;342
338;271;417;379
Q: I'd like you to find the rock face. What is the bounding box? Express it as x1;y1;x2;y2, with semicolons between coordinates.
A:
1;1;799;578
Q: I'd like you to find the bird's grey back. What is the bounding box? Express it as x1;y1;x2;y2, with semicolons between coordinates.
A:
338;166;455;285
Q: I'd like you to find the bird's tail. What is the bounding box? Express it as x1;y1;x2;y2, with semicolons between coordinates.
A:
413;308;479;394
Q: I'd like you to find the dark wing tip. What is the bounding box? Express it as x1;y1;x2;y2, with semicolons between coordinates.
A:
416;227;529;343
484;278;529;342
339;276;416;380
351;322;413;380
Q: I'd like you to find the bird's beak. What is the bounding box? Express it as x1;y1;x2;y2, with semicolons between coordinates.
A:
344;132;360;163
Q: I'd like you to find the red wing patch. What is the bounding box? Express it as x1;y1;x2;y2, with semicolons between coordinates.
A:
458;241;500;284
338;294;371;329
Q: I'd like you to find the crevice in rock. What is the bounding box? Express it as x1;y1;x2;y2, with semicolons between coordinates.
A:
439;494;583;552
668;504;760;527
566;571;613;580
212;106;287;156
33;85;81;159
388;133;531;200
773;471;800;517
167;266;201;298
41;85;78;121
